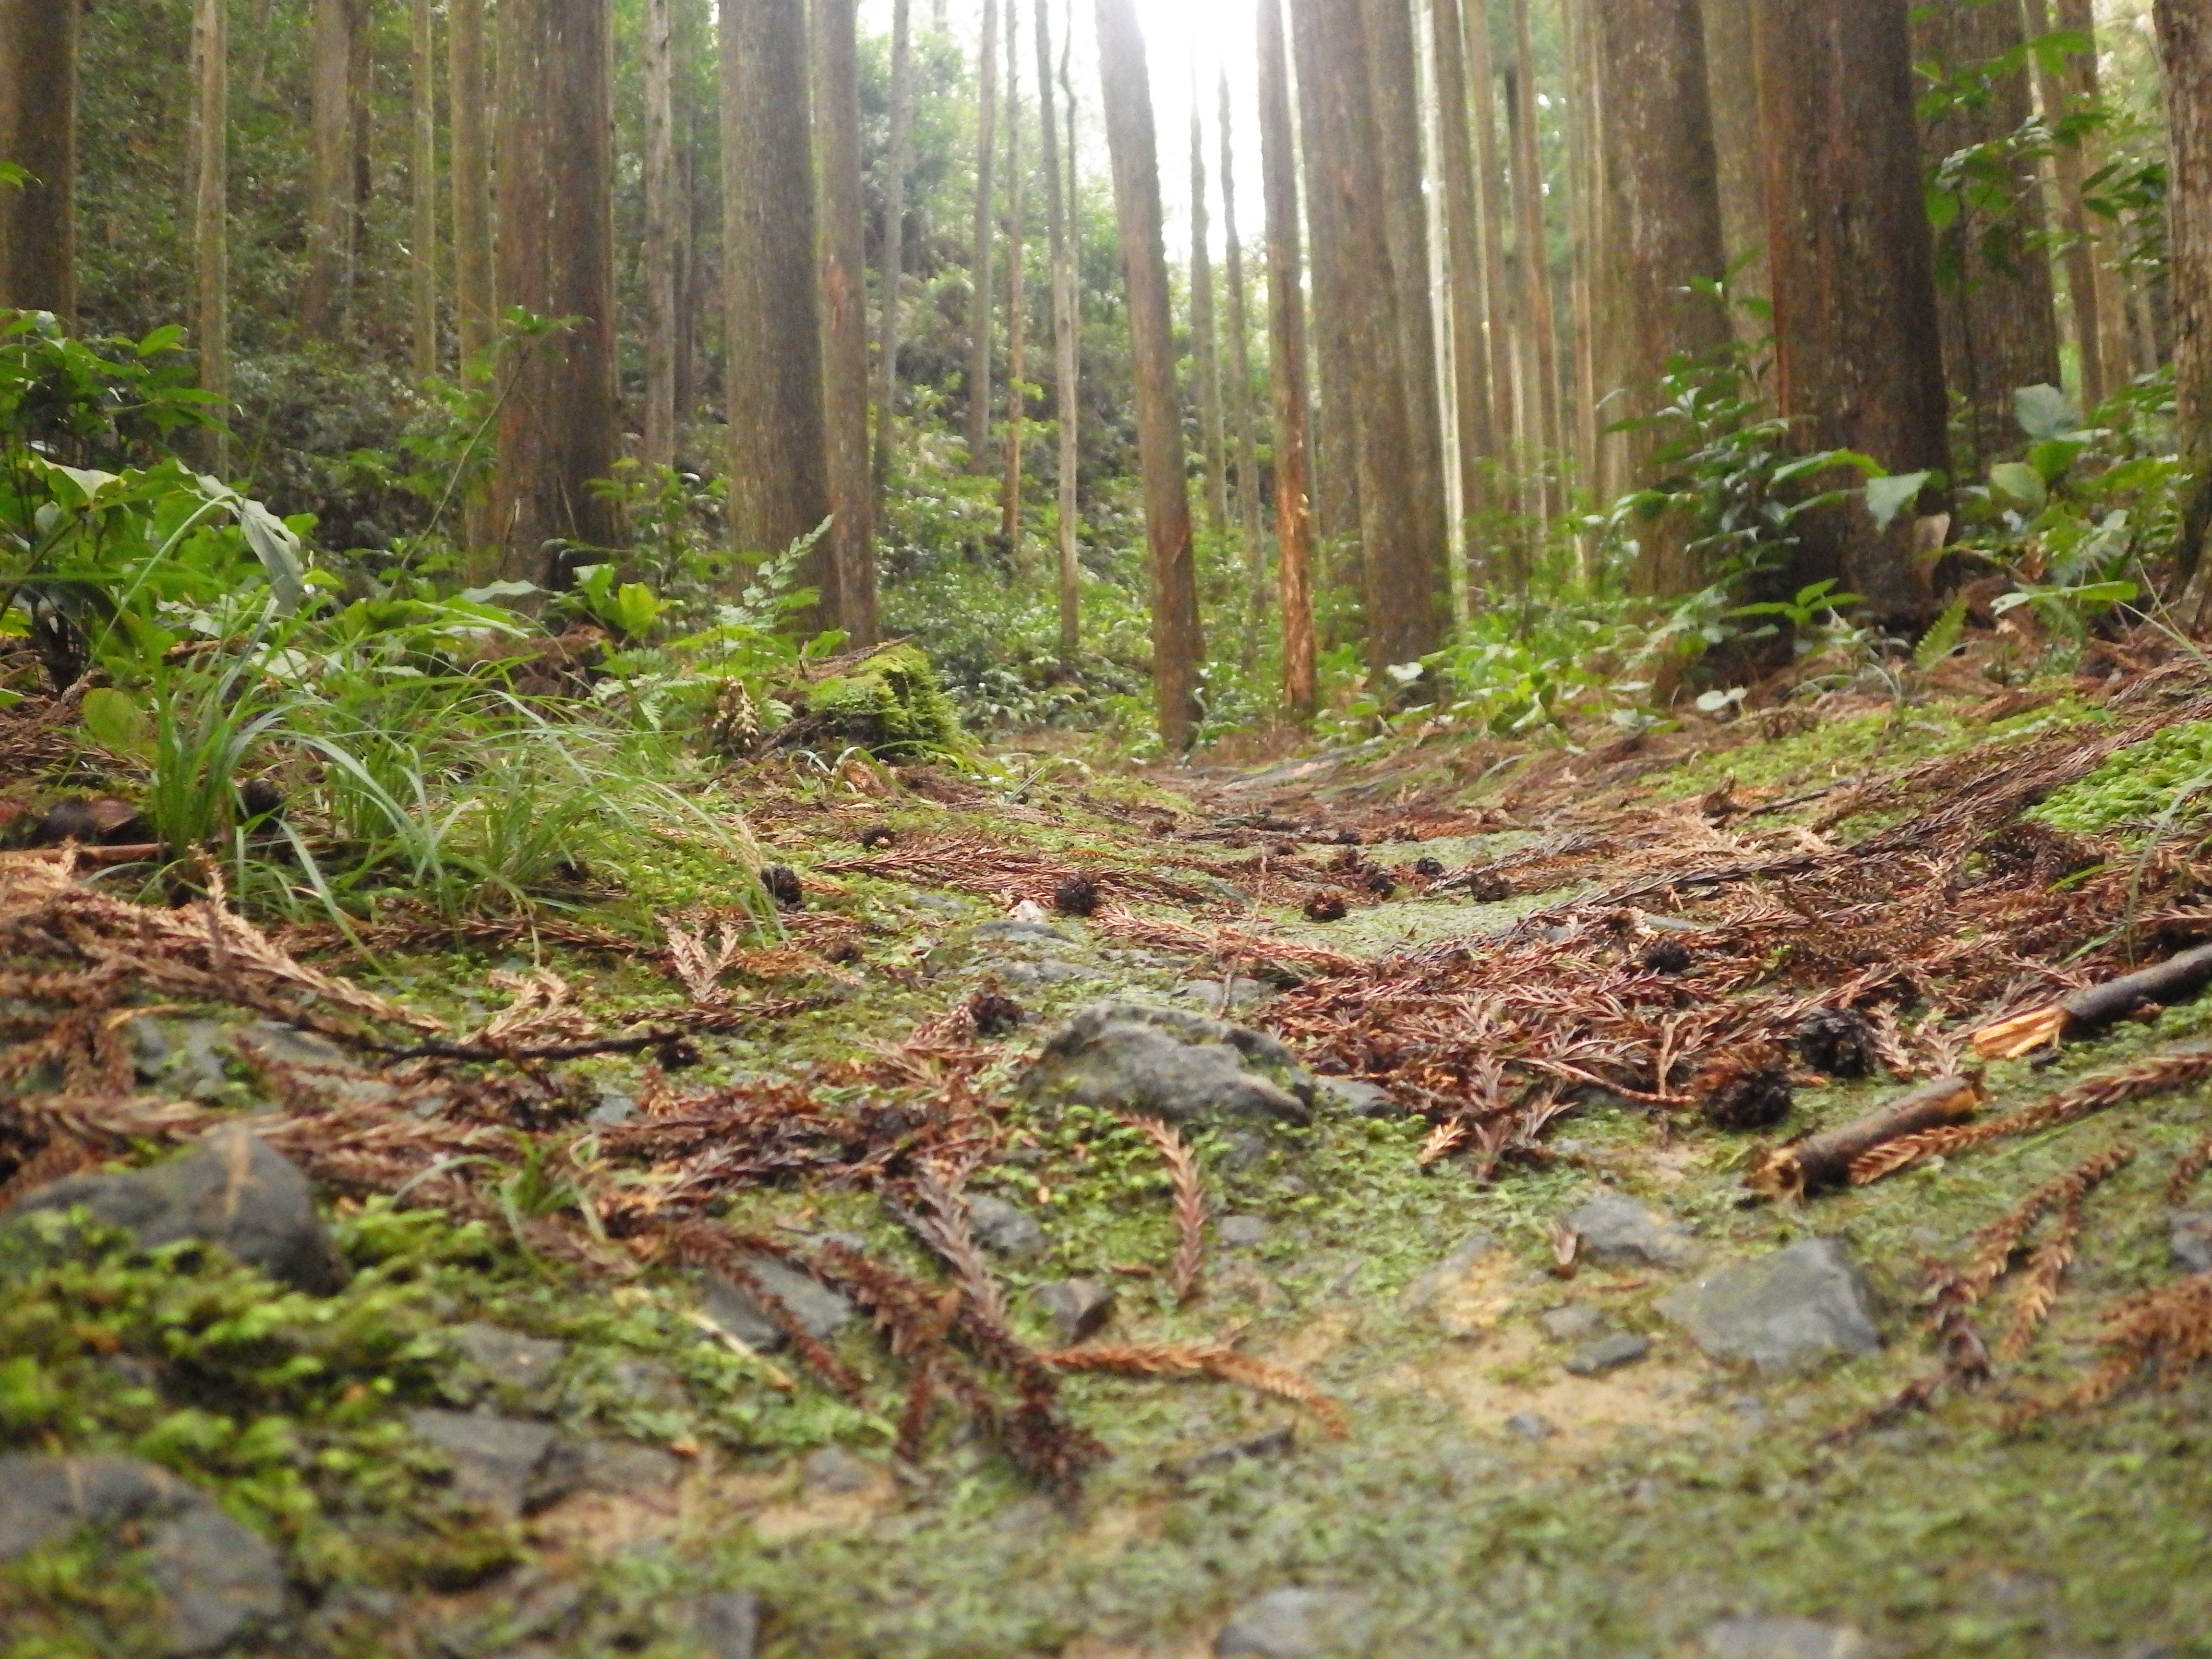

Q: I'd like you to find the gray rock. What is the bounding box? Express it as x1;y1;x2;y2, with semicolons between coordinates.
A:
1401;1233;1493;1313
1215;1587;1372;1659
1538;1305;1609;1344
1001;958;1100;987
589;1087;636;1126
127;1018;231;1099
801;1447;874;1494
575;1439;683;1496
0;1455;284;1655
234;1019;351;1070
1221;1132;1271;1170
1167;1425;1297;1478
1315;1076;1397;1118
684;1589;759;1659
1217;1214;1270;1249
2170;1210;2212;1274
1563;1332;1650;1375
1702;1615;1870;1659
451;1323;568;1401
973;918;1073;945
1035;1277;1115;1344
608;1357;689;1412
1022;1001;1315;1128
699;1259;854;1353
407;1410;582;1519
1661;1238;1881;1371
1565;1189;1700;1269
1502;1411;1555;1441
7;1123;347;1294
968;1193;1048;1258
1176;976;1272;1013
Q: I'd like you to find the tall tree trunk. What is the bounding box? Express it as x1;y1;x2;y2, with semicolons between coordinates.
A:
2160;0;2212;596
1221;72;1266;646
1701;0;1768;347
815;0;878;643
1596;0;1730;596
1916;0;2061;477
1290;0;1362;588
874;0;916;498
1464;0;1520;579
493;0;620;586
644;0;678;465
1505;0;1561;512
1431;0;1496;579
675;0;703;436
2027;0;2122;413
1190;100;1228;540
1303;0;1453;671
0;0;78;322
1564;0;1606;514
966;0;1000;472
723;0;834;618
1036;0;1082;660
302;0;354;338
449;0;494;366
346;0;374;330
1260;0;1318;716
1096;0;1202;746
193;0;228;474
1000;3;1029;549
411;0;439;381
1754;0;1949;615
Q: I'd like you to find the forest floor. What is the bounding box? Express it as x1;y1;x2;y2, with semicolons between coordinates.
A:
9;642;2212;1659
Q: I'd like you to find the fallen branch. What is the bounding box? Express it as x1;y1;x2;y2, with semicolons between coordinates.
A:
1747;1074;1985;1201
1972;942;2212;1060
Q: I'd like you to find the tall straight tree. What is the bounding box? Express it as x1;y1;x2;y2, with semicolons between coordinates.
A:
1220;72;1266;633
1000;2;1029;548
411;0;439;381
1190;98;1228;538
1594;0;1730;595
1431;0;1498;571
0;0;79;321
1095;0;1202;746
1754;0;1948;613
723;0;835;620
815;0;878;643
1463;0;1518;546
1259;0;1318;715
1036;0;1083;659
1290;0;1361;576
2160;0;2211;592
448;0;494;365
302;0;358;338
644;0;679;466
1504;0;1561;500
1700;0;1769;347
966;0;1000;471
873;0;916;497
1915;0;2060;475
2028;0;2124;412
493;0;619;584
192;0;228;472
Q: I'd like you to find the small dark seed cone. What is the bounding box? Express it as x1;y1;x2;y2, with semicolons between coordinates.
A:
1053;874;1102;917
1362;869;1397;899
1639;939;1694;975
970;989;1026;1037
1796;1008;1878;1078
857;824;897;850
762;865;805;908
1698;1065;1794;1131
1414;857;1445;878
1304;890;1350;923
1467;868;1512;903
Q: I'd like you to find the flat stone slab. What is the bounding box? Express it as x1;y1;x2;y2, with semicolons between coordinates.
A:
1703;1615;1872;1659
1564;1332;1650;1375
1022;1002;1315;1128
1662;1239;1881;1371
701;1258;854;1353
1565;1189;1700;1269
1216;1587;1373;1658
407;1410;581;1519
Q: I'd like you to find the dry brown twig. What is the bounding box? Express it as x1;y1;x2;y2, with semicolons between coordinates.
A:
1037;1342;1348;1437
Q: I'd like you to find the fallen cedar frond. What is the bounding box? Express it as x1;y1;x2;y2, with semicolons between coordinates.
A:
1971;942;2212;1060
1747;1075;1985;1201
2168;1133;2212;1204
902;1166;1012;1330
1038;1342;1348;1438
2031;1270;2212;1419
1088;907;1366;978
1121;1114;1205;1301
1994;1144;2137;1361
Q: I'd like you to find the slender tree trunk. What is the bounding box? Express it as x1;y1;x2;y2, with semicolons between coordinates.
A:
644;0;678;465
1916;0;2061;476
1431;0;1495;578
449;0;495;368
1754;0;1949;615
1260;0;1318;716
2026;0;2120;412
411;0;440;381
1221;72;1266;647
493;0;620;586
874;0;916;499
1564;0;1605;514
2060;0;2132;403
1190;100;1228;540
346;0;374;332
1000;3;1030;549
814;0;878;643
675;2;702;435
1036;0;1082;659
1505;0;1561;513
1464;0;1520;578
0;0;79;323
1291;0;1362;588
1701;0;1767;347
723;0;834;617
245;0;277;96
1595;0;1730;596
967;0;1000;471
1096;0;1203;746
303;0;354;338
193;0;228;474
2160;0;2212;597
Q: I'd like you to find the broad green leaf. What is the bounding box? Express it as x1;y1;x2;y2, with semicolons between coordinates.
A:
2099;457;2175;493
81;687;152;758
460;580;541;604
2013;383;2077;441
1989;461;2047;512
237;497;309;614
1866;471;1932;533
2029;435;2089;483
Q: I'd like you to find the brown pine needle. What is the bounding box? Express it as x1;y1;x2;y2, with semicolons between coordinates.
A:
2029;1271;2212;1420
2168;1132;2212;1205
1417;1117;1470;1168
1122;1114;1206;1301
1038;1342;1348;1437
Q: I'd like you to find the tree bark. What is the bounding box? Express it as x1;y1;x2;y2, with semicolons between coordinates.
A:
1000;2;1030;550
411;0;440;381
2025;0;2121;413
493;0;620;586
1505;0;1562;509
1096;0;1203;746
1260;0;1318;716
723;0;833;616
1564;0;1607;513
1431;0;1496;577
449;0;495;367
2160;0;2212;593
815;0;878;643
1221;72;1266;647
1463;0;1521;581
1290;0;1362;585
874;0;916;498
0;0;79;322
966;0;1000;471
1191;100;1228;540
192;0;228;474
1035;0;1082;660
1916;0;2061;476
347;0;374;330
1754;0;1949;616
1595;0;1731;596
1701;0;1768;348
302;0;355;339
645;0;678;465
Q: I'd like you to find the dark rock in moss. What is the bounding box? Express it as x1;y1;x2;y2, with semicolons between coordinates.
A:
1021;1001;1316;1129
1565;1190;1700;1269
1563;1332;1650;1375
6;1123;347;1293
1036;1277;1115;1344
1661;1238;1880;1372
450;1323;568;1405
1796;1008;1879;1078
407;1410;583;1520
1316;1076;1397;1119
2170;1210;2212;1274
968;1193;1047;1258
701;1258;854;1352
